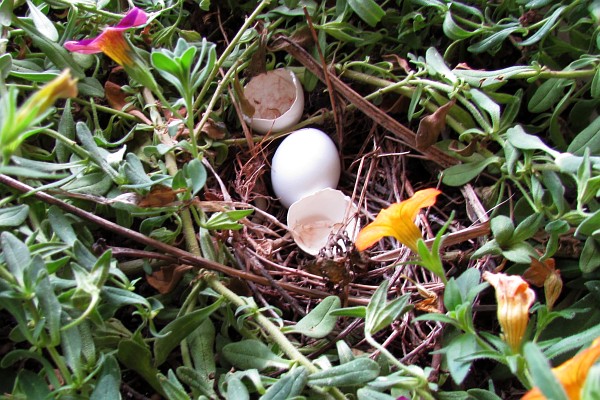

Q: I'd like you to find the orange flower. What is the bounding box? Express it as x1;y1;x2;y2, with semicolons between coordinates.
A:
355;188;441;253
483;272;535;353
522;337;600;400
523;257;562;310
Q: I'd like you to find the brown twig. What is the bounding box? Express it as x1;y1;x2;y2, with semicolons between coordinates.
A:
0;174;368;305
271;34;459;168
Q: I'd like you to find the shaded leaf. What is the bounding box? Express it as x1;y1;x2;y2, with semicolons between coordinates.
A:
308;357;380;387
222;339;292;371
284;296;340;338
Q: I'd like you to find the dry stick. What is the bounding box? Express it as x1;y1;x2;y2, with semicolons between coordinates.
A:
303;8;344;148
271;34;459;168
0;174;367;305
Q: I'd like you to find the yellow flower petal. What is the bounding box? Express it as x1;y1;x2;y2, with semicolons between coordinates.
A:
17;70;78;123
522;337;600;400
355;188;441;253
483;272;535;353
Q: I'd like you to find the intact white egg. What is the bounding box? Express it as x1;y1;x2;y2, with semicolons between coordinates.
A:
271;128;341;208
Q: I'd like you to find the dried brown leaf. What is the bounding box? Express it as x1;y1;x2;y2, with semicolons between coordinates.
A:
138;185;185;208
146;264;193;294
416;98;456;151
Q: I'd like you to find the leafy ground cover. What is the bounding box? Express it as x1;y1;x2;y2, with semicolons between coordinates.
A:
1;0;600;399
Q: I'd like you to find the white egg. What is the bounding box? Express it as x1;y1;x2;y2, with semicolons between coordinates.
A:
271;128;341;208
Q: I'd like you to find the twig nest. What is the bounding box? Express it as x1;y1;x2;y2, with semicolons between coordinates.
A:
243;68;304;134
287;188;360;255
271;128;341;208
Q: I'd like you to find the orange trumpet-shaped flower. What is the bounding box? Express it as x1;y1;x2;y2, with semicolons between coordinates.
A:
483;272;536;353
522;337;600;400
355;188;441;253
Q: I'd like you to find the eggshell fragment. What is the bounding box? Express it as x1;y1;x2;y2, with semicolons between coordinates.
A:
243;68;304;134
287;188;360;255
271;128;341;208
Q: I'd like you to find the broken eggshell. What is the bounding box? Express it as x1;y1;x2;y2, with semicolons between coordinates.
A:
271;128;341;208
243;68;304;134
287;188;360;255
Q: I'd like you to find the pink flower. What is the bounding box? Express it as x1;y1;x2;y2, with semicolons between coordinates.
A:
64;8;148;67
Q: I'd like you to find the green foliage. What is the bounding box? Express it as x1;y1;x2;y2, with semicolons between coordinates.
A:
0;0;599;398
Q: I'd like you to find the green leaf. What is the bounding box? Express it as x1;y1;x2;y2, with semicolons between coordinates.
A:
528;78;571;113
185;158;207;196
466;389;503;400
490;215;514;245
441;333;478;385
582;364;600;399
505;125;559;156
592;67;600;99
545;323;600;359
16;369;51;399
226;376;250;400
284;296;340;338
187;319;216;396
567;115;600;155
0;204;29;227
1;231;31;284
222;339;292;371
204;209;253;230
151;51;183;77
90;355;121;400
426;47;457;83
78;77;105;98
467;26;520;54
117;337;164;397
154;298;223;366
442;157;500;186
347;0;385;27
260;367;307;400
470;89;500;130
26;0;58;41
76;122;119;181
575;209;600;237
580;237;600;273
35;259;61;345
518;6;565;47
523;342;568;400
329;306;367;318
15;18;84;78
308;357;380;387
0;53;11;79
357;387;396;400
158;370;191;400
123;154;155;188
443;11;478;40
47;206;78;246
502;242;538;263
511;213;544;243
0;0;13;26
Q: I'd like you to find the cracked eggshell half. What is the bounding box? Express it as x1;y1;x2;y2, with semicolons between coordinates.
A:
271;128;341;208
243;68;304;134
287;188;360;255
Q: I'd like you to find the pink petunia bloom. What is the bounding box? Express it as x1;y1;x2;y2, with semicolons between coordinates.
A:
64;8;148;67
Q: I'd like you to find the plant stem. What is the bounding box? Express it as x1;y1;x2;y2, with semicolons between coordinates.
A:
205;273;348;400
193;0;273;112
365;333;435;400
